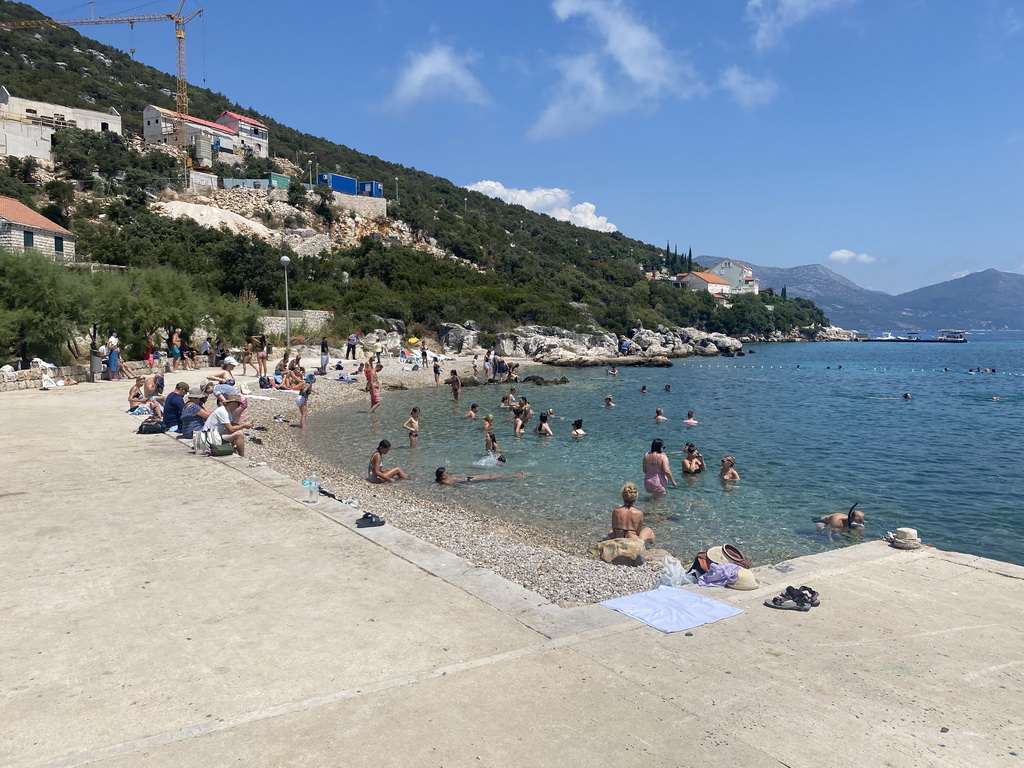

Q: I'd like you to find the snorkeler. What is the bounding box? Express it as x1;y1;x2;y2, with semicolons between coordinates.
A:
814;504;866;530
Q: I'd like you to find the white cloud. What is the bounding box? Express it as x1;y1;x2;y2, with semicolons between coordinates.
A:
389;45;489;109
719;65;780;107
1004;8;1024;37
951;269;974;279
745;0;855;52
828;248;875;264
465;180;618;232
530;0;705;139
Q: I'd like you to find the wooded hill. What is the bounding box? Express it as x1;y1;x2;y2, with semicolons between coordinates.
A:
0;0;829;364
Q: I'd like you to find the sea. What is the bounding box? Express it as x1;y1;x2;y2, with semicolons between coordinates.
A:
303;331;1024;568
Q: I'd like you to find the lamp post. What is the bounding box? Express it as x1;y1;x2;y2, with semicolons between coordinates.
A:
464;197;467;211
280;255;291;351
307;160;313;187
394;176;399;204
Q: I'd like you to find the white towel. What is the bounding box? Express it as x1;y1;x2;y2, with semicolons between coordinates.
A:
601;585;742;633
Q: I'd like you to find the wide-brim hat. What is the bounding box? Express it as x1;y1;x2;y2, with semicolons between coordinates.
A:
726;568;761;591
186;386;206;399
223;393;242;403
707;544;746;565
223;356;238;366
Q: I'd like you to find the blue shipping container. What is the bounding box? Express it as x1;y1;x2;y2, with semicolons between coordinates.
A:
316;173;358;195
358;180;384;198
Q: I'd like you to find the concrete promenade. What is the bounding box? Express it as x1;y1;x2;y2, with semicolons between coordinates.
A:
1;378;1022;767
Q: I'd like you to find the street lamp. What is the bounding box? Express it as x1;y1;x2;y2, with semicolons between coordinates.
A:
307;160;313;187
394;176;399;204
280;255;291;351
464;197;467;211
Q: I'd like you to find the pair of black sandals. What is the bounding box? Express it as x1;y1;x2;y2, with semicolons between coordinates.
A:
764;585;820;611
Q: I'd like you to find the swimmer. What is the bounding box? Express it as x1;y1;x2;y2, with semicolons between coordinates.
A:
512;406;527;436
682;443;706;474
902;392;912;400
482;413;495;430
484;432;507;462
654;407;667;422
640;385;648;394
534;411;553;437
604;394;616;407
368;440;409;483
464;403;479;419
990;397;1001;402
499;394;512;409
435;467;523;485
719;455;740;481
402;407;420;448
814;505;866;531
642;439;677;494
606;366;618;375
664;385;671;393
608;482;655;542
570;419;586;437
683;410;698;426
545;408;556;419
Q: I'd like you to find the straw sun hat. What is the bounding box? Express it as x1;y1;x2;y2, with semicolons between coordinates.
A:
727;568;761;591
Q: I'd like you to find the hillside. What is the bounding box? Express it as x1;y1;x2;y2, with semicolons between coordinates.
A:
0;0;830;357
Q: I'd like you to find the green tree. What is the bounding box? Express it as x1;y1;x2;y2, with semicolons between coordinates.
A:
287;180;308;209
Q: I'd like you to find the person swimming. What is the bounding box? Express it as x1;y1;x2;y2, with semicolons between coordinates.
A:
814;505;866;533
642;439;676;494
435;467;523;485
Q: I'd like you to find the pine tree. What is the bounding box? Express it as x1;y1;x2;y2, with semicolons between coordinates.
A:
781;285;788;300
686;247;693;273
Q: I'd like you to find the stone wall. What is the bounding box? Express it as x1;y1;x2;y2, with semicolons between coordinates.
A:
261;309;334;337
3;364;88;391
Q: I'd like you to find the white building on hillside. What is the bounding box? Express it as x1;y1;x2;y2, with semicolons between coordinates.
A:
672;271;732;296
214;111;269;158
708;258;760;294
0;85;122;160
0;195;76;261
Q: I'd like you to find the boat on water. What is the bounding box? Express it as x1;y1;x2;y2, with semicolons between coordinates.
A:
862;330;968;343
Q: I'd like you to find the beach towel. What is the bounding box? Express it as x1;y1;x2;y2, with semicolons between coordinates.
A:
600;585;742;633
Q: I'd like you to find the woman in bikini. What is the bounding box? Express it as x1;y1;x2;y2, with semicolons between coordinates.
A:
608;482;655;542
367;440;409;483
484;432;506;462
434;467;523;485
512;407;527;436
642;438;676;495
719;455;740;481
255;334;268;377
534;412;553;437
682;443;706;474
402;407;420;448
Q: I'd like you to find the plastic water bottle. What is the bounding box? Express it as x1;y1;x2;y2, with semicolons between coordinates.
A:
306;472;319;504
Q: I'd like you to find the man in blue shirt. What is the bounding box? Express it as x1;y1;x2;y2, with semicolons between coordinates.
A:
163;381;189;433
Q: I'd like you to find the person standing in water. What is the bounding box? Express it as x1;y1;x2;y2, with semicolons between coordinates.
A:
570;419;586;437
683;410;698;425
609;482;655;542
682;443;706;474
642;439;677;494
654;408;667;422
402;407;420;448
719;455;740;481
450;370;462;401
534;412;553;436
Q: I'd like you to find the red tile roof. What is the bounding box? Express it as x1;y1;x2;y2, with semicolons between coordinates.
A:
152;106;237;135
0;195;72;235
219;110;268;129
684;272;731;285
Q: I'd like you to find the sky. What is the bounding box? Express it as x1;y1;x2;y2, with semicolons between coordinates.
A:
24;0;1024;294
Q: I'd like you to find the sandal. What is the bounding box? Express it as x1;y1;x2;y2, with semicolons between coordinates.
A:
764;586;811;611
798;586;820;607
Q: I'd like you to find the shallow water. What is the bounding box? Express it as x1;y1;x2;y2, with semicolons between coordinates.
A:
302;332;1024;566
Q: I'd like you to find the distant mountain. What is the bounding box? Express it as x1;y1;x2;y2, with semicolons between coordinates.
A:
699;259;1024;331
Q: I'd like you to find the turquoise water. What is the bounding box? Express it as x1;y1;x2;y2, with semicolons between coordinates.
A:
303;332;1024;567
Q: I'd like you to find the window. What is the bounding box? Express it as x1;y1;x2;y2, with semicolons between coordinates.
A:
54;236;64;253
23;230;33;248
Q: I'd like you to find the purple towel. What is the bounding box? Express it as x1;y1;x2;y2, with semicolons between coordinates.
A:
698;562;740;588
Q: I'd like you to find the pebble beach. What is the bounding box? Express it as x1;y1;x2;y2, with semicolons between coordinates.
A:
240;353;664;606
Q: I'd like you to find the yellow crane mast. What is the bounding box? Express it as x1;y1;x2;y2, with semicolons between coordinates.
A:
0;1;203;176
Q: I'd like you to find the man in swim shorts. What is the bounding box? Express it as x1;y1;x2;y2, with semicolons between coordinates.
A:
170;328;182;372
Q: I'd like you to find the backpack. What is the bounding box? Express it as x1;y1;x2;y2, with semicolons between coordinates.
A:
258;376;271;389
137;419;167;435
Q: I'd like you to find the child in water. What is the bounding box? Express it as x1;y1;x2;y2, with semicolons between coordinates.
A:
402;407;420;448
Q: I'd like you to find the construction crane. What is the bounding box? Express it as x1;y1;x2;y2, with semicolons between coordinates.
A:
0;1;203;177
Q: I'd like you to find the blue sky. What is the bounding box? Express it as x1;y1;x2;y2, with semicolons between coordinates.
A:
27;0;1024;294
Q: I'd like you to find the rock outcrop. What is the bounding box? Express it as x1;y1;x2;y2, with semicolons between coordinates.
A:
589;538;646;566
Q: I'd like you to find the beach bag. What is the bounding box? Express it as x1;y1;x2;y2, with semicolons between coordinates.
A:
209;443;234;457
193;428;223;453
137;419;166;435
690;550;713;576
258;376;271;389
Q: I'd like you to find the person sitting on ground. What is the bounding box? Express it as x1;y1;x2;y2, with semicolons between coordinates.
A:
162;381;190;433
202;393;253;457
608;482;654;542
654;407;667;422
179;387;212;440
570;419;586;437
367;440;408;483
208;357;240;402
534;411;553;436
142;371;165;400
280;366;305;389
434;467;523;485
814;509;866;530
719;455;740;481
682;443;706;474
127;377;153;413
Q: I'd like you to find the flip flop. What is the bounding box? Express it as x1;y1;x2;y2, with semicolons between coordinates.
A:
356;512;385;528
764;595;810;611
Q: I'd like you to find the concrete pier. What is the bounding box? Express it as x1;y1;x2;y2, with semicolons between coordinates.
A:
1;379;1021;767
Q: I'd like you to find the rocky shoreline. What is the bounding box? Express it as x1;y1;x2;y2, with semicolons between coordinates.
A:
241;354;663;607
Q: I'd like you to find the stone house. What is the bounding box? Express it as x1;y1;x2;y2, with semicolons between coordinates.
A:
0;195;75;261
672;271;732;297
708;258;760;294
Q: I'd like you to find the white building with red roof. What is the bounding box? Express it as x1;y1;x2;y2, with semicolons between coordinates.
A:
708;258;760;294
215;111;269;158
672;271;732;297
0;195;75;261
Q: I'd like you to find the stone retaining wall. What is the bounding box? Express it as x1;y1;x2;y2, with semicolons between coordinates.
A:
262;309;334;336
